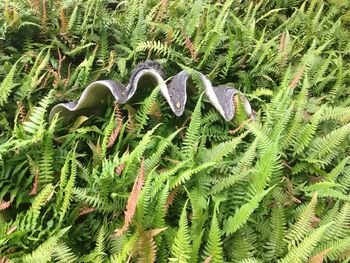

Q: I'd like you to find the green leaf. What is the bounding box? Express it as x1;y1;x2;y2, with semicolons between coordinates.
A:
169;201;191;262
224;187;273;235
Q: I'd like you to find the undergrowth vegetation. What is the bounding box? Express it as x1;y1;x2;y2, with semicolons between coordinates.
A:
1;0;350;262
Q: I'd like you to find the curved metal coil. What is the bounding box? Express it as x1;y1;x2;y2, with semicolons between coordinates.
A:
49;61;252;123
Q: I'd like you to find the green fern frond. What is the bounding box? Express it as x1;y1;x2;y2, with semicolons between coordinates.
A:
248;142;280;196
52;241;78;263
38;120;55;186
23;90;55;136
278;223;333;263
199;0;234;67
182;93;203;160
325;236;350;261
312;188;350;202
135;41;181;59
210;138;257;195
292;105;324;155
170;162;215;189
150;161;189;199
282;75;310;149
110;234;138;262
22;228;69;263
124;0;138;34
183;0;203;37
68;5;79;32
59;148;77;223
284;193;318;247
301;181;341;193
69;47;97;87
224;187;272;235
246;123;272;152
101;109;116;157
327;157;349;182
323;202;350;241
201;132;247;163
328;56;345;101
73;187;113;212
97;27;109;66
203;211;224;263
169;201;191;262
122;124;160;175
229;226;257;261
135;86;160;134
17;48;50;99
0;61;17;107
30;183;54;217
130;4;147;49
321;105;350;123
95;225;106;263
238;259;262;263
339;168;350;193
145;129;181;173
265;206;286;261
58;152;71;199
153;183;169;228
307;123;350;166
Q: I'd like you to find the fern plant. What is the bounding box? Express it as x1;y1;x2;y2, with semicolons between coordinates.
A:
0;0;350;262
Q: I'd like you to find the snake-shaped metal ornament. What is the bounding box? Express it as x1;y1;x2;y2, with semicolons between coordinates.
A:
49;61;252;123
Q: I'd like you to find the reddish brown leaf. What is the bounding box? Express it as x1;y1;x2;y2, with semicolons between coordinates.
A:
283;176;302;204
64;63;71;88
41;0;48;33
115;147;129;176
309;176;325;184
78;206;96;217
0;200;11;210
107;117;123;149
125;105;137;133
48;48;66;88
291;196;302;204
162;158;181;165
16;101;27;123
59;6;68;33
6;226;17;235
268;200;277;208
29;173;39;196
311;216;321;228
278;31;289;63
113;102;123;122
165;186;179;210
181;29;197;61
155;0;168;23
149;101;162;120
308;248;331;263
339;248;350;259
137;228;167;263
29;0;40;14
279;31;286;54
288;66;305;89
204;255;213;263
228;115;253;135
145;227;167;238
282;160;292;170
115;163;125;176
114;159;145;236
0;256;10;263
138;233;157;263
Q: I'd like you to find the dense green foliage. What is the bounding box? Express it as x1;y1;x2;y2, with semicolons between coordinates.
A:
1;0;350;262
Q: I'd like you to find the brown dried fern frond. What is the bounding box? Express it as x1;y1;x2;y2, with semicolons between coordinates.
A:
114;159;145;236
